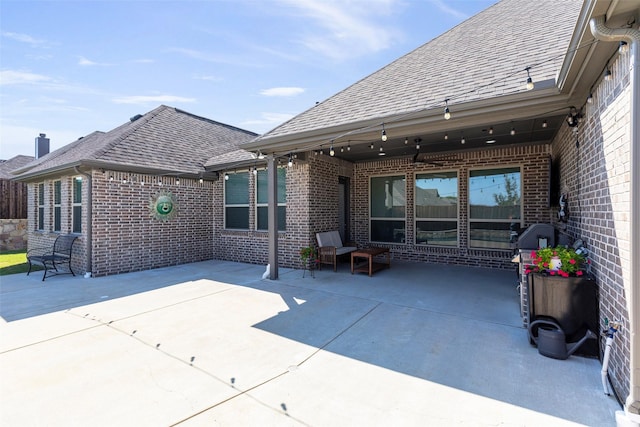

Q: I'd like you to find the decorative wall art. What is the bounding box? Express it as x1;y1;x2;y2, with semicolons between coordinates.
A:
149;189;178;221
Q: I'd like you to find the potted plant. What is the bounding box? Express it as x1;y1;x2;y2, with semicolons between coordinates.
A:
525;245;588;277
300;246;317;278
525;244;598;357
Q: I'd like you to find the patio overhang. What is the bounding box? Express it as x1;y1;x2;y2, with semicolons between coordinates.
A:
243;85;573;163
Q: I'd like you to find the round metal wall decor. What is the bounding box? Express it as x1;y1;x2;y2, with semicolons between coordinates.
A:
149;189;178;221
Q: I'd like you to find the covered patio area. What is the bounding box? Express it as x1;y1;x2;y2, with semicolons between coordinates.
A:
0;261;621;425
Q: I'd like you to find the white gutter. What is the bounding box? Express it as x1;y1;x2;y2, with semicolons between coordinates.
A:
590;14;640;424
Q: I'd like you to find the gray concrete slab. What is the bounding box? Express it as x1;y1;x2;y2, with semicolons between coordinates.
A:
0;260;621;426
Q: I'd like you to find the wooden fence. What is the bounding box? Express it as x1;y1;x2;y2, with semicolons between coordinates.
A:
0;179;28;219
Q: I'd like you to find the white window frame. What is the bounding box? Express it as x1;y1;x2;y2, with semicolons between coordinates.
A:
72;176;82;233
224;172;250;230
369;174;407;244
255;167;286;231
414;170;459;247
468;165;523;249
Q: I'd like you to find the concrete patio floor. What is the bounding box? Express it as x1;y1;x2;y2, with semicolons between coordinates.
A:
0;260;622;426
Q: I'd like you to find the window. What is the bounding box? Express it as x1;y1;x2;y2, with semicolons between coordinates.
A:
72;177;82;233
415;171;458;246
468;167;521;249
224;172;249;229
370;175;405;243
37;183;45;231
256;168;286;231
53;180;62;232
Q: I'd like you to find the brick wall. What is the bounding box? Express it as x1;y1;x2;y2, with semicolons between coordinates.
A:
551;49;632;400
352;146;553;269
212;162;315;270
91;171;215;276
27;176;85;275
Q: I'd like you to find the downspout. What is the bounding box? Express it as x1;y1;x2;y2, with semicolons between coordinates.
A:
590;15;640;424
74;166;92;276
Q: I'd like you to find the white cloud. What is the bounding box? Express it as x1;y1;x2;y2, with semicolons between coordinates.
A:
1;31;50;47
0;70;52;85
426;0;470;20
132;58;155;64
111;95;196;105
242;112;294;127
260;87;305;97
193;74;223;82
168;47;259;68
276;0;402;60
78;56;108;66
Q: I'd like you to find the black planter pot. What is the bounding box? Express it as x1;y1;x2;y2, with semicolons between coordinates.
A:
527;273;599;358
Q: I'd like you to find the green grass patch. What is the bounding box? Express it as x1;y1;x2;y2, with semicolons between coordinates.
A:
0;250;41;276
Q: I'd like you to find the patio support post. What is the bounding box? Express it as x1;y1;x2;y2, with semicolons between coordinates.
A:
590;15;640;423
267;155;279;279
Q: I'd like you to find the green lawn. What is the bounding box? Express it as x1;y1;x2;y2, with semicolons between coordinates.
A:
0;250;40;276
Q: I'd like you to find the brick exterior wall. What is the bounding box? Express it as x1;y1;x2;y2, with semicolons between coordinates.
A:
551;50;632;400
352;146;553;269
91;171;215;276
27;176;85;275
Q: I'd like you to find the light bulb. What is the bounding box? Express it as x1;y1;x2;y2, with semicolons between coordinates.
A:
510;127;516;135
461;137;466;144
619;41;629;53
381;129;387;142
604;68;612;81
542;120;548;128
526;77;534;90
444;107;451;120
587;93;593;104
489;127;494;135
225;174;229;181
329;146;335;156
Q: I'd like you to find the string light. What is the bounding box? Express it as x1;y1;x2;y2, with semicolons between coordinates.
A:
587;93;593;104
415;138;421;150
404;137;408;145
444;133;448;140
289;39;601;157
461;133;465;144
510;127;516;135
604;67;612;81
329;141;335;156
488;127;494;135
619;41;629;53
288;153;293;167
542;120;548;128
525;66;534;90
444;98;451;120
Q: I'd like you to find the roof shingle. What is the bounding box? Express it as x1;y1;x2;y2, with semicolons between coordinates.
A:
14;106;258;178
256;0;582;142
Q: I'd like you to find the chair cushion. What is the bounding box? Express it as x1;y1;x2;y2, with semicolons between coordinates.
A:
336;246;357;256
316;231;344;249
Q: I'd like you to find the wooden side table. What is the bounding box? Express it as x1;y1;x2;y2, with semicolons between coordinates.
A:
351;248;390;276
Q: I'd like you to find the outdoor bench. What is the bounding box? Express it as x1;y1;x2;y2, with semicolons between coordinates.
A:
27;234;78;281
316;230;357;272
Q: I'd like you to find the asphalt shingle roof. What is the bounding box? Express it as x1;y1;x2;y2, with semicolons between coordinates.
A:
14;106;258;178
256;0;582;142
0;155;35;179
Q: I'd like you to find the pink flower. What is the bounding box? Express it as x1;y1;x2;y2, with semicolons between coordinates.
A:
549;271;556;275
569;259;576;265
530;250;537;258
543;262;549;268
576;270;583;276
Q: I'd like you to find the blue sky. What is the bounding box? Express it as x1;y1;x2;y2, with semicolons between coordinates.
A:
1;0;495;160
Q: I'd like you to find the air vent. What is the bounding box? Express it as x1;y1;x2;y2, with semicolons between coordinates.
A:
130;114;143;122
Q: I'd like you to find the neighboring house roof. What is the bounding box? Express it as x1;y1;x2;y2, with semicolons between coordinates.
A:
13;105;258;180
250;0;582;146
0;155;35;179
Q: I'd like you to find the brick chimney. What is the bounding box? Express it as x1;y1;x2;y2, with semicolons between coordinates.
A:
35;133;50;158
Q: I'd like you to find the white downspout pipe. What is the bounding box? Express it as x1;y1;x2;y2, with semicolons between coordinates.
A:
590;15;640;425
